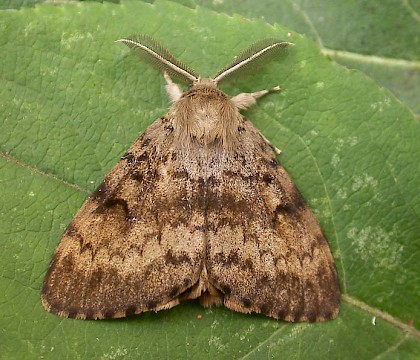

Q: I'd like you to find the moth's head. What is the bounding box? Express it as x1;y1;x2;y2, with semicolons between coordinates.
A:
183;78;227;103
192;78;218;88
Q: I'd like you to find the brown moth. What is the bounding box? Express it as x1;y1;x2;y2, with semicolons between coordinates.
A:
42;35;340;322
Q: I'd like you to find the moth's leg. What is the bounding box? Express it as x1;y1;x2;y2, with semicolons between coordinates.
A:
231;86;280;110
164;72;183;102
261;133;282;155
232;86;282;154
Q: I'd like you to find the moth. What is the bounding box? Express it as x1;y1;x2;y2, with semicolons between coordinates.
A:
42;35;340;322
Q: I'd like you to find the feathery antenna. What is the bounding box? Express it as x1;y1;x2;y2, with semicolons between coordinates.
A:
213;39;293;84
117;35;199;84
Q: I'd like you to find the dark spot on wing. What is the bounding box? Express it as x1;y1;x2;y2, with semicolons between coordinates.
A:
131;172;143;182
57;253;76;275
223;169;256;182
137;153;148;162
89;269;103;289
291;187;306;211
291;301;304;322
125;305;137;317
146;300;158;309
79;241;97;260
256;274;271;287
65;223;79;237
103;197;129;214
219;284;231;295
241;297;252;308
263;157;279;169
206;183;260;230
276;308;287;320
275;203;295;216
164;123;174;132
262;173;273;184
84;309;95;319
104;309;116;318
259;301;273;316
213;251;240;267
169;286;180;297
94;197;131;219
273;202;301;222
122;152;136;163
269;158;278;168
306;311;317;322
173;170;189;179
91;181;109;202
67;307;79;318
178;284;195;299
142;138;152;147
165;249;191;266
243;258;254;271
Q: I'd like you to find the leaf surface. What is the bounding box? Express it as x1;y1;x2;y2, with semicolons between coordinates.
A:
0;1;418;358
196;0;420;114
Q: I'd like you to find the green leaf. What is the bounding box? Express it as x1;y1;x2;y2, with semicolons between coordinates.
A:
0;1;419;359
0;0;39;10
195;0;420;114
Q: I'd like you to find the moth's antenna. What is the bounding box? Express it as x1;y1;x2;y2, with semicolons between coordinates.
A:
213;39;293;84
117;35;199;84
